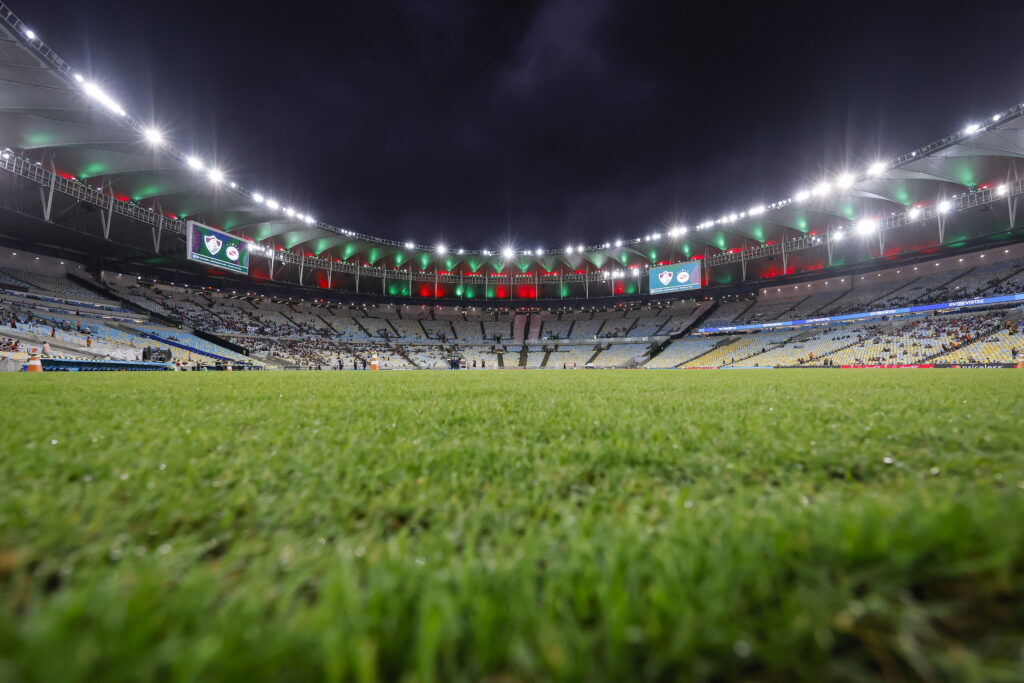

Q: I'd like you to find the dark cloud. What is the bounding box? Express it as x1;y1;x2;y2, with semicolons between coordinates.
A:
17;0;1024;249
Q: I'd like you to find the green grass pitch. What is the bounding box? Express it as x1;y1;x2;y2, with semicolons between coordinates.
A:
1;370;1023;681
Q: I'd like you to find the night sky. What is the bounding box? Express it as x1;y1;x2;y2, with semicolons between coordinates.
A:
18;0;1024;251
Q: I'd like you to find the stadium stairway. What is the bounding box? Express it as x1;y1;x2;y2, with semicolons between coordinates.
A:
541;348;552;368
585;346;603;365
316;314;338;333
68;271;124;301
518;346;528;367
643;301;719;365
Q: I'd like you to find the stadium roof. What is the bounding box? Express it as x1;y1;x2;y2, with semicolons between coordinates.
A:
2;2;1024;288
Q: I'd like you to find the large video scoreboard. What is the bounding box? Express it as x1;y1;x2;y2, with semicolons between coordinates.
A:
649;261;701;294
186;221;249;275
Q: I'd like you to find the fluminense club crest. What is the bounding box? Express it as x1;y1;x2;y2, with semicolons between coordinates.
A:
658;271;674;286
204;234;222;255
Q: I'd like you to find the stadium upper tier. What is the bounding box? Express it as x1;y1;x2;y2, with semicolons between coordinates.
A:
3;4;1024;302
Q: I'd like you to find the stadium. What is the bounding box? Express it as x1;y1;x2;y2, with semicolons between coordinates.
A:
1;2;1023;681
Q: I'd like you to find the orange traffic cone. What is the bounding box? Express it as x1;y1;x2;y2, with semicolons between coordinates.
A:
27;348;43;372
371;353;379;371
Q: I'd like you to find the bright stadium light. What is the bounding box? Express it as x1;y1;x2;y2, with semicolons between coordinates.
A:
304;215;314;224
576;244;584;253
652;232;662;239
502;247;515;259
405;241;415;249
483;249;491;256
436;244;447;255
208;168;224;184
868;161;886;176
963;123;981;135
749;205;765;215
253;192;264;203
285;207;295;216
812;182;831;196
856;218;877;235
614;239;622;247
82;81;126;116
24;29;36;40
186;155;203;171
795;190;811;202
565;246;574;254
938;200;951;213
457;248;465;255
836;173;855;189
266;199;279;210
907;207;921;219
143;127;164;145
536;249;544;257
996;184;1008;196
73;73;84;83
832;231;845;242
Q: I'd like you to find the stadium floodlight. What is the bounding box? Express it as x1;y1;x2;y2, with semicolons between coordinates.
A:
836;173;855;189
996;184;1008;196
73;73;84;83
404;241;415;249
748;205;765;215
186;155;203;171
143;127;164;145
502;246;515;259
536;249;544;257
993;113;1002;122
436;244;447;255
907;207;921;219
285;207;295;216
208;168;224;184
229;181;237;188
253;192;264;203
652;232;661;240
963;123;981;135
679;227;688;235
855;218;877;235
868;161;886;176
565;246;574;254
304;215;314;224
812;182;831;196
24;29;36;40
614;239;622;247
266;199;279;210
937;200;951;213
457;248;465;255
728;214;738;223
577;245;584;253
483;249;491;256
832;231;845;242
82;81;126;116
795;190;811;202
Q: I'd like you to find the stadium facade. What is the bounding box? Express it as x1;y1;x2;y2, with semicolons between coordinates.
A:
2;3;1024;306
